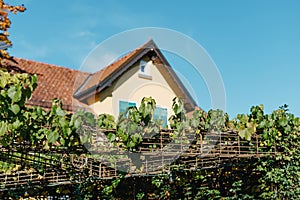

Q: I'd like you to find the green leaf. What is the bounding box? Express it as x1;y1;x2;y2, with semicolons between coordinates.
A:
12;119;22;129
74;118;82;129
0;76;7;88
56;106;66;117
47;130;59;144
132;133;142;143
36;107;42;116
7;85;22;103
127;140;136;148
60;137;65;146
107;132;116;142
258;120;267;129
0;122;7;137
59;117;68;128
238;128;252;141
10;104;20;115
30;74;38;89
80;135;89;144
279;118;288;127
36;129;47;140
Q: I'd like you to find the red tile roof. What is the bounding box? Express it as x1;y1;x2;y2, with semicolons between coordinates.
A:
78;48;141;93
3;58;90;111
74;40;153;98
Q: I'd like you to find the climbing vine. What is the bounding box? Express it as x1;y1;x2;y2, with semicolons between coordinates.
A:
1;70;300;199
1;1;300;198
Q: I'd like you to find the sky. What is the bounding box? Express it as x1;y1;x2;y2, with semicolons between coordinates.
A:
7;0;300;117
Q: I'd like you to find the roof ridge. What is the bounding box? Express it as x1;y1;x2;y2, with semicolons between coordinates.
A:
90;39;154;76
74;39;158;99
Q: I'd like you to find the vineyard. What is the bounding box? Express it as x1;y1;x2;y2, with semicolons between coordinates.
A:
0;70;299;199
1;1;300;199
0;129;277;188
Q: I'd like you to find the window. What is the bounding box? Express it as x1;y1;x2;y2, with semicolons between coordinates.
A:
154;107;168;128
140;62;146;73
139;60;147;73
119;100;136;115
139;60;152;79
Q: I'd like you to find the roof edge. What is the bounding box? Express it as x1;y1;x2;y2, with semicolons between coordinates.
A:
73;39;199;111
73;39;158;100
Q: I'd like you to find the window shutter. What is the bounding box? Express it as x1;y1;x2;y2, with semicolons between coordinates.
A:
154;107;168;128
119;100;136;115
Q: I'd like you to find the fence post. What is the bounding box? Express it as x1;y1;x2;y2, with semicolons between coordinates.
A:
219;133;222;155
114;161;117;177
238;135;240;155
256;134;259;155
200;134;203;154
161;131;164;173
99;163;102;178
145;159;148;175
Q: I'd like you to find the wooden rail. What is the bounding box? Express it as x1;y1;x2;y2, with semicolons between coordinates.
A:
0;131;277;189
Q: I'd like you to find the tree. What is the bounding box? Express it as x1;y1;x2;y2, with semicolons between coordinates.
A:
0;0;25;64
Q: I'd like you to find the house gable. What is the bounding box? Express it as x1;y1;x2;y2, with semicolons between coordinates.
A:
74;39;197;116
87;53;179;119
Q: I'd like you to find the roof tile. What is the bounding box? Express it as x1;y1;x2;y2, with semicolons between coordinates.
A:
75;40;153;96
3;58;90;111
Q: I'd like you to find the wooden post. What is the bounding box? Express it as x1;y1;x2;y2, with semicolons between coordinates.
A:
99;163;102;178
160;131;163;152
114;161;117;177
161;131;163;173
200;134;203;154
89;159;92;176
130;159;132;175
256;135;259;155
181;135;183;153
145;159;148;175
238;135;240;155
219;134;222;155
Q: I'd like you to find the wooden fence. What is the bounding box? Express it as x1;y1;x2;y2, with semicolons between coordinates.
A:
0;130;277;190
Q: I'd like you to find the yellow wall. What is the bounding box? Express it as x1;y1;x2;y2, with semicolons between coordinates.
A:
89;59;177;122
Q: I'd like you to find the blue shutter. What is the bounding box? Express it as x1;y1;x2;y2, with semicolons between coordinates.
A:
154;107;168;128
119;100;136;115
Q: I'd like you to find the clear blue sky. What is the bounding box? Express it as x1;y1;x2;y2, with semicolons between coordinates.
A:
8;0;300;117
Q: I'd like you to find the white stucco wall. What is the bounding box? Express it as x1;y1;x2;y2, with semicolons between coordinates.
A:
89;60;177;120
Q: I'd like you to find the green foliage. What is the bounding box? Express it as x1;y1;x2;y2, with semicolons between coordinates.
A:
0;69;93;151
169;97;187;129
114;97;160;151
2;64;300;199
195;186;221;200
97;113;116;129
0;71;37;147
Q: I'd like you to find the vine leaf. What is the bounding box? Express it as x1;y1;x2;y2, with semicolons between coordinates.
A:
0;122;7;137
56;106;66;117
238;128;251;141
7;85;21;103
107;132;116;142
10;104;20;114
47;129;59;144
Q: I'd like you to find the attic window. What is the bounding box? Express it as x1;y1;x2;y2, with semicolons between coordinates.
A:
139;60;152;79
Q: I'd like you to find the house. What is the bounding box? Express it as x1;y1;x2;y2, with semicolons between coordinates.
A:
5;40;198;127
